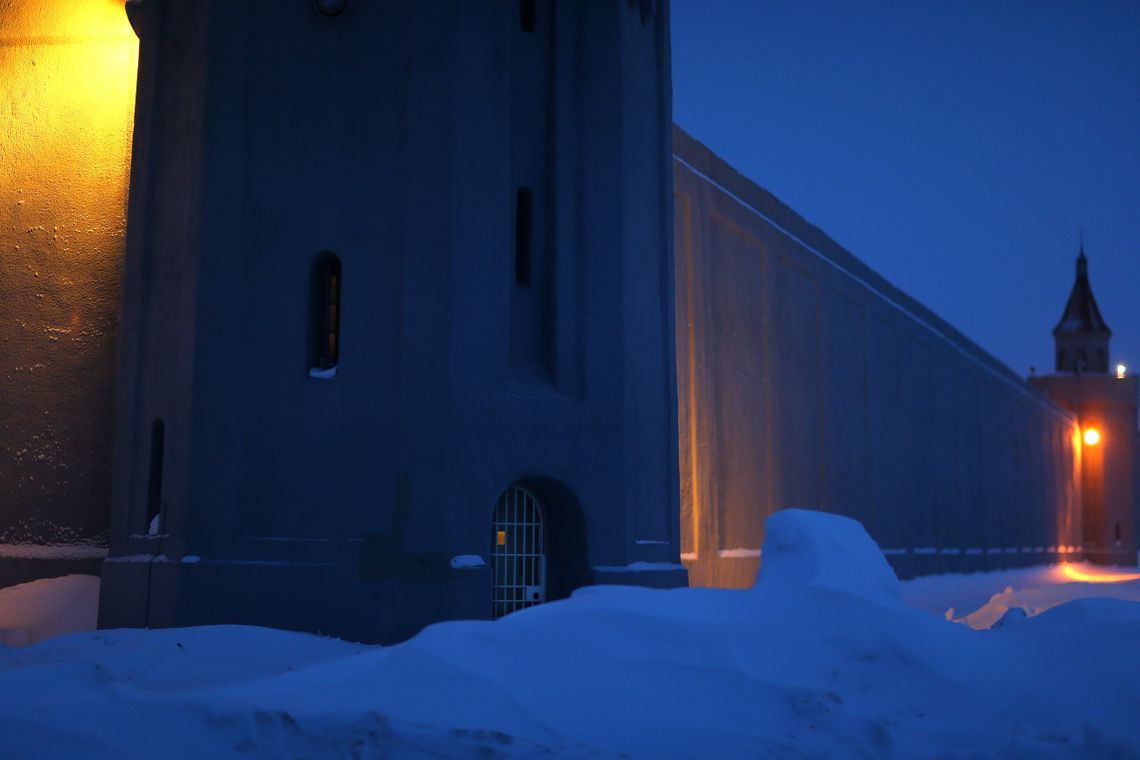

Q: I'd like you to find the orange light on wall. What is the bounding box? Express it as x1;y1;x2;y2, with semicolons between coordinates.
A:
1083;428;1101;446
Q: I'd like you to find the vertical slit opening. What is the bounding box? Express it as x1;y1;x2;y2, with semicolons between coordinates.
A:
519;0;536;32
515;188;533;286
145;418;165;532
313;252;342;370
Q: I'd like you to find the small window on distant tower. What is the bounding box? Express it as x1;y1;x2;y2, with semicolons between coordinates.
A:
1096;349;1107;372
310;253;341;379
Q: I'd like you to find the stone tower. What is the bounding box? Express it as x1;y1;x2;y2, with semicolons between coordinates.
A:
1032;246;1137;566
1053;245;1111;373
98;0;684;643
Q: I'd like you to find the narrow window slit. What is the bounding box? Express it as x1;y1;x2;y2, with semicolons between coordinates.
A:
311;252;342;377
515;188;533;286
145;418;165;534
520;0;536;32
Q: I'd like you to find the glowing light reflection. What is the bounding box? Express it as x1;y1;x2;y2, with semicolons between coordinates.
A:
1058;564;1140;584
1083;428;1101;446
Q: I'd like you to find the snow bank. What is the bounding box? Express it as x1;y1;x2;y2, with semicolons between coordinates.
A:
0;574;99;646
0;512;1138;758
756;508;901;602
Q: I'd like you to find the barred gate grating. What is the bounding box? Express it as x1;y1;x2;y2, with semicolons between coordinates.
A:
491;485;546;619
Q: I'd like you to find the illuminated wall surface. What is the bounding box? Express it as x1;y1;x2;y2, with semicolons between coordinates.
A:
0;0;137;581
1029;373;1138;566
674;127;1084;586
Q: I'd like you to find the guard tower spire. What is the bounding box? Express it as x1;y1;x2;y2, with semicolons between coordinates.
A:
1053;244;1111;372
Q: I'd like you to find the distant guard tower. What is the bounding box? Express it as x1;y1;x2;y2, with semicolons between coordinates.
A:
1031;246;1138;566
98;0;684;643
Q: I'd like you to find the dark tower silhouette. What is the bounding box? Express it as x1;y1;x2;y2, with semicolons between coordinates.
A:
96;1;684;644
1053;244;1111;373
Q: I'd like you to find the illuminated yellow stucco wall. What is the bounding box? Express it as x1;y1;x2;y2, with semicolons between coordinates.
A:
0;0;137;570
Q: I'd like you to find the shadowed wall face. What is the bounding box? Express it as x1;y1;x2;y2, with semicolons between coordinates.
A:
98;1;682;644
0;0;138;582
674;128;1084;587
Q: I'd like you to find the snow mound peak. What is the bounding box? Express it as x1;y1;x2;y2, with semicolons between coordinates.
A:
756;509;901;602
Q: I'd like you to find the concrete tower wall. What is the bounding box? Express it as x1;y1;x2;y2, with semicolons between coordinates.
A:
674;128;1084;586
98;0;682;643
0;0;138;586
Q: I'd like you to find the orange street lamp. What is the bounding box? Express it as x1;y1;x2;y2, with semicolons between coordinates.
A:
1083;428;1101;446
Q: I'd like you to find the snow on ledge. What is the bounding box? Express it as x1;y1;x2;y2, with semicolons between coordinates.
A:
105;554;162;564
717;548;761;558
0;543;108;560
593;561;685;573
450;555;486;570
308;365;338;380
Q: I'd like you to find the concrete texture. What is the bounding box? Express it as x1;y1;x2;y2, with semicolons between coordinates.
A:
0;0;138;585
674;127;1084;586
98;0;683;644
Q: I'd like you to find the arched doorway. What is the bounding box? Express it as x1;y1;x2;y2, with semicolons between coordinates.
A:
491;485;546;619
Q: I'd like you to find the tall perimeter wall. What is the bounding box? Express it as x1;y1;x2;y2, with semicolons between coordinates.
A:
673;128;1083;586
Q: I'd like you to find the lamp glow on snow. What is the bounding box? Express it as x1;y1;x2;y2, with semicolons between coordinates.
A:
1117;363;1127;380
1083;428;1101;446
1059;563;1140;584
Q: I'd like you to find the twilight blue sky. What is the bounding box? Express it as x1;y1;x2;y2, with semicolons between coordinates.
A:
671;1;1139;379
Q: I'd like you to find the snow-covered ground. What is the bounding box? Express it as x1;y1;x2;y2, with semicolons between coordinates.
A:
902;556;1140;630
0;573;98;646
2;510;1139;758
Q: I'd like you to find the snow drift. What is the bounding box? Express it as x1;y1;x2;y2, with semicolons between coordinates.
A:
0;573;98;646
1;509;1138;758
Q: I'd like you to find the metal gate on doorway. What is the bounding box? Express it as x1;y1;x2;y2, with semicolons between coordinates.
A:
491;485;546;619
